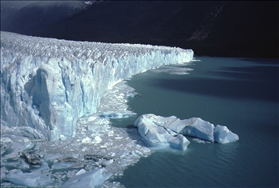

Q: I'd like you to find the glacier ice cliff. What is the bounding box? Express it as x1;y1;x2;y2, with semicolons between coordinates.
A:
0;31;193;141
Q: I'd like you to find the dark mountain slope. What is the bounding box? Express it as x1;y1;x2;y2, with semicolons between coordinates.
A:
1;1;90;36
39;1;215;43
4;1;279;58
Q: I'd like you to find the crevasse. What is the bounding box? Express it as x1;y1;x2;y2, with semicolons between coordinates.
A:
0;31;194;141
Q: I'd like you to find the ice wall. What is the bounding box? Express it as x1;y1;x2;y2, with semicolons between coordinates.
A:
0;31;193;141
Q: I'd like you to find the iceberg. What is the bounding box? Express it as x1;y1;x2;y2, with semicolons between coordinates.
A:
0;31;193;141
134;114;239;149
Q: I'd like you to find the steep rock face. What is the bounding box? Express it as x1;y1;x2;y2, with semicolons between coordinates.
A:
0;32;193;141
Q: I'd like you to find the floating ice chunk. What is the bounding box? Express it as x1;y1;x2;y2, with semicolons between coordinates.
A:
76;169;86;176
62;168;111;188
135;114;239;148
60;134;67;141
182;117;215;142
92;136;102;144
214;125;239;144
82;137;92;143
3;169;52;187
101;111;137;119
130;150;143;157
125;91;141;98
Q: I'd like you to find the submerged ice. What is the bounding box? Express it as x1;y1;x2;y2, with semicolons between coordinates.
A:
1;31;193;141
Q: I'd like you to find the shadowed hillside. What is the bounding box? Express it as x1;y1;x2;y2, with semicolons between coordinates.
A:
2;1;279;58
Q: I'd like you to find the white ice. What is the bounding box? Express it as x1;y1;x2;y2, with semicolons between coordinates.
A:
3;166;52;187
134;114;239;149
62;168;112;188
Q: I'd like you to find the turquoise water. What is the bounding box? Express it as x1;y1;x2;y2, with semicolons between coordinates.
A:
112;57;279;187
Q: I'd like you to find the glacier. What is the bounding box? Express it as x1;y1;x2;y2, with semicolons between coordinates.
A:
0;31;240;187
0;31;193;141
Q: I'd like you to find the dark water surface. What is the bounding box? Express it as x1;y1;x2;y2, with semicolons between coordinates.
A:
112;57;279;187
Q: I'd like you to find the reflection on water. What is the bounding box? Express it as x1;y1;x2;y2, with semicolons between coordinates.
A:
113;57;279;187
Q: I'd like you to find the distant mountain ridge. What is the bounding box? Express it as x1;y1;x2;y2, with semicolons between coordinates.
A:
1;1;93;36
1;1;278;58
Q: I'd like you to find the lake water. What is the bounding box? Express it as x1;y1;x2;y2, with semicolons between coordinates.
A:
112;57;279;187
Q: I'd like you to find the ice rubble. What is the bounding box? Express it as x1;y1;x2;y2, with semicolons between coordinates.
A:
134;114;239;150
1;81;152;187
0;31;193;141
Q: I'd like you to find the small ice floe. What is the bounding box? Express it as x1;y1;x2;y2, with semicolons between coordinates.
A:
125;91;142;98
101;111;137;119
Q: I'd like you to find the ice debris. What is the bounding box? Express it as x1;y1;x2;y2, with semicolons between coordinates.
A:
134;114;239;150
3;168;52;187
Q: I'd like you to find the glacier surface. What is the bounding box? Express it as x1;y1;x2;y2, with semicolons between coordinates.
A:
0;31;193;141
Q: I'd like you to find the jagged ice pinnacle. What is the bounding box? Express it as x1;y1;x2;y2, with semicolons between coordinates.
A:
0;32;193;141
